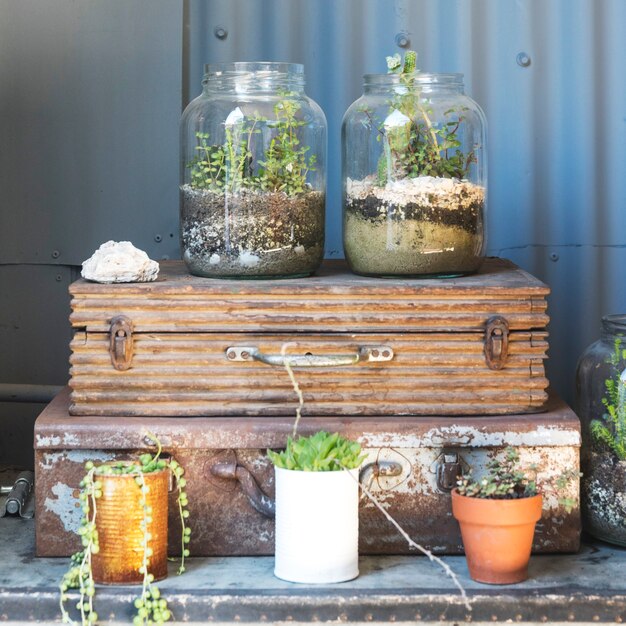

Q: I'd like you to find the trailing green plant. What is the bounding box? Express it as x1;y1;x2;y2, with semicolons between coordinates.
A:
456;446;579;513
590;338;626;460
186;94;316;197
59;433;191;626
368;50;476;185
267;430;366;471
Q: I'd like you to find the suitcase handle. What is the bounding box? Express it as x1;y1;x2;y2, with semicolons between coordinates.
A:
225;345;394;367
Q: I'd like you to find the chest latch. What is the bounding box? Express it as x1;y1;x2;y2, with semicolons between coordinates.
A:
484;315;509;370
109;315;134;371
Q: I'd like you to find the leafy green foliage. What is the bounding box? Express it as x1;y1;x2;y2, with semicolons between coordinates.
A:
456;446;579;513
60;433;190;626
590;338;626;460
373;50;476;185
187;95;316;197
267;431;366;471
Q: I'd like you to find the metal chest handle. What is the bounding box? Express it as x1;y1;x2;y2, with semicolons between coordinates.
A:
208;453;402;518
225;346;394;367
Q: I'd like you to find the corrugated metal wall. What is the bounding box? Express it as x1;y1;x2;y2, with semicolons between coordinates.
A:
188;0;626;405
2;0;626;464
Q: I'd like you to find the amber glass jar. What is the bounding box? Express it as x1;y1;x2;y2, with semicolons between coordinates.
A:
342;73;486;277
576;314;626;546
180;62;326;278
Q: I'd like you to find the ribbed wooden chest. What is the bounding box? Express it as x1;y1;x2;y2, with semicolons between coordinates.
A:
68;258;549;416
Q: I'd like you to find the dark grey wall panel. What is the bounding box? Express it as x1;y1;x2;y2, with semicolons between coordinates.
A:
0;265;75;386
0;0;183;265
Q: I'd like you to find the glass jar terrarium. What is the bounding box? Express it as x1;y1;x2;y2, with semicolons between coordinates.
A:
180;62;326;278
342;71;486;277
576;314;626;546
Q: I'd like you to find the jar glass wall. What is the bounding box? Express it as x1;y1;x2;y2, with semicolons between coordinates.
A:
180;62;326;278
342;73;486;277
576;314;626;546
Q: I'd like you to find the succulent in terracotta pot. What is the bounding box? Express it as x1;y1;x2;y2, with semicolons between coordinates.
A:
451;446;578;585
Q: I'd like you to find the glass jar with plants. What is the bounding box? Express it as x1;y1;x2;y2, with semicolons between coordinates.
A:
59;434;190;625
180;62;326;278
342;51;486;277
576;314;626;546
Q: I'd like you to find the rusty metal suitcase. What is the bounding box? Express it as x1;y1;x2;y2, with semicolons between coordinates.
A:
68;258;549;417
35;389;580;557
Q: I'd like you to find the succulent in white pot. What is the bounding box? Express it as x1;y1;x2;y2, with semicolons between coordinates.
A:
267;431;366;584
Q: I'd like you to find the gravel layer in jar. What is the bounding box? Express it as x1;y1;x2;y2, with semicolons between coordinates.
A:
181;186;325;278
581;451;626;546
344;176;485;277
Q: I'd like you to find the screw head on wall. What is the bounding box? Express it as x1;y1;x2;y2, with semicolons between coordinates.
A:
516;52;531;68
214;26;228;40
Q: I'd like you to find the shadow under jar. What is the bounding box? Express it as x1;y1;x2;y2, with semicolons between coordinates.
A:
342;73;486;277
180;62;326;278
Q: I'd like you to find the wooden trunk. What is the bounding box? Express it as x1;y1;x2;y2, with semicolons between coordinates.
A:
68;258;549;416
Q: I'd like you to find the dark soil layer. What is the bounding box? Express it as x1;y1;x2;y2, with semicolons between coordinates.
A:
347;196;482;231
181;187;324;278
582;451;626;546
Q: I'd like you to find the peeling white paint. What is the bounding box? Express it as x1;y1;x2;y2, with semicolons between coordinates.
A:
40;450;115;470
44;482;82;533
360;424;580;448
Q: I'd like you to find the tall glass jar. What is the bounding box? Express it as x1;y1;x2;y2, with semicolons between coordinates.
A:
180;62;326;278
342;73;486;277
576;314;626;546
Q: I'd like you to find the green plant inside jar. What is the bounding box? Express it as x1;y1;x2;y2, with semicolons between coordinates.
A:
181;93;324;278
343;50;486;277
590;339;626;460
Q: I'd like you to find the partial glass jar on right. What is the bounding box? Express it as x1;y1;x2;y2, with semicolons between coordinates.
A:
576;314;626;546
342;73;486;277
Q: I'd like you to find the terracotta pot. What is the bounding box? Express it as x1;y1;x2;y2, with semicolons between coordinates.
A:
451;489;542;584
91;468;169;585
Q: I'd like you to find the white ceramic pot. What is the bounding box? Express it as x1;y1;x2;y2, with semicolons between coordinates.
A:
274;466;360;584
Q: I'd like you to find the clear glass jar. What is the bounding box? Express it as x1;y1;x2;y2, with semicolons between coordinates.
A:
180;62;326;278
342;73;486;277
576;314;626;546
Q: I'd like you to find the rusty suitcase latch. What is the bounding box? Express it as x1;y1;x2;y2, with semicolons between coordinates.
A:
435;451;464;492
484;315;509;370
109;315;134;371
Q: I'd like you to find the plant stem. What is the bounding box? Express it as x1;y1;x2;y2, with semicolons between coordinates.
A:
353;471;471;612
280;342;304;438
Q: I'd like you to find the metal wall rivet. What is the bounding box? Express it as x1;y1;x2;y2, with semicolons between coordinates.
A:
214;26;228;40
154;234;162;243
51;250;60;259
55;274;63;282
516;52;531;67
395;32;410;48
550;252;559;262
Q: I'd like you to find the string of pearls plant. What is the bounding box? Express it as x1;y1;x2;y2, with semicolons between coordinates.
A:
59;432;190;626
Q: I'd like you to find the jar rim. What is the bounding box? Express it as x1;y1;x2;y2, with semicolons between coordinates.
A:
204;61;304;78
363;72;464;86
602;314;626;333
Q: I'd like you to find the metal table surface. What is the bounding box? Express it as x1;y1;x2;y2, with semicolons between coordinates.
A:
0;517;625;625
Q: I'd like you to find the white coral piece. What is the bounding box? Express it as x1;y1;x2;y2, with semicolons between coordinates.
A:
81;241;159;283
